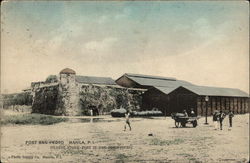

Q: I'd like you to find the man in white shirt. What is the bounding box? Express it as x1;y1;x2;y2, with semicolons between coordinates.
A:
124;111;131;131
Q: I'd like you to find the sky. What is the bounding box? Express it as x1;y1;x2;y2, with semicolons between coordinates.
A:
1;1;249;94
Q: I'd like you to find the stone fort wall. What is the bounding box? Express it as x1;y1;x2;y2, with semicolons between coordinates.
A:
78;84;142;115
30;69;143;116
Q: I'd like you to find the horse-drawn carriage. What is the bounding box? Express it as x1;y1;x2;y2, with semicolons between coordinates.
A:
171;113;199;128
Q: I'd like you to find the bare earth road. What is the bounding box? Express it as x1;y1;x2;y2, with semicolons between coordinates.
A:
1;114;249;163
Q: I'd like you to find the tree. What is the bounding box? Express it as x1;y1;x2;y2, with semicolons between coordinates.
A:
45;75;58;83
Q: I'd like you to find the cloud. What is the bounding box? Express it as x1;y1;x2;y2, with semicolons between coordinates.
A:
97;7;132;24
1;2;248;93
84;37;118;52
193;18;213;39
98;15;108;24
115;7;131;20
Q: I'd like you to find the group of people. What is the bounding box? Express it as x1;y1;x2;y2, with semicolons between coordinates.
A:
183;108;196;117
123;109;235;131
212;110;234;130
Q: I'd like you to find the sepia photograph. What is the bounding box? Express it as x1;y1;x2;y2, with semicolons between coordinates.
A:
0;1;249;162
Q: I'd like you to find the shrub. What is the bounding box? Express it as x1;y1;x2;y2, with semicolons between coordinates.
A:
110;109;163;117
45;75;58;83
132;110;163;117
111;108;127;117
1;114;67;125
3;92;33;107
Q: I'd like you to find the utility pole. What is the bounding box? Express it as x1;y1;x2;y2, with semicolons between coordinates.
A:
204;95;209;125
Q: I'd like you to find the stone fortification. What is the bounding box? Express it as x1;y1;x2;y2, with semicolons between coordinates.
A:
55;70;80;116
32;84;59;115
78;84;142;115
31;68;144;116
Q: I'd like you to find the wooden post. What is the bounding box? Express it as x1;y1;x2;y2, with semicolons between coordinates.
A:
204;96;209;124
242;98;245;114
215;97;218;110
236;98;240;114
227;98;229;111
229;97;231;111
200;98;203;116
245;98;248;113
240;98;243;114
211;97;214;115
234;97;238;113
220;97;222;111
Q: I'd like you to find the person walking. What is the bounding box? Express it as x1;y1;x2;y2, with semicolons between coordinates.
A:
212;110;219;130
228;111;234;128
90;109;93;116
124;110;131;131
219;110;226;130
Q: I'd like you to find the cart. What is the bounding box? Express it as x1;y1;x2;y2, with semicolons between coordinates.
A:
171;113;199;128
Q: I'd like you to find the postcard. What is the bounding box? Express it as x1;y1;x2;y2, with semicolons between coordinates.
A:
1;1;249;162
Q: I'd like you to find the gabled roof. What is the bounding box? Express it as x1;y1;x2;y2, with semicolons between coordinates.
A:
154;86;180;95
122;73;193;87
180;85;249;97
76;76;116;85
125;73;176;81
154;85;249;97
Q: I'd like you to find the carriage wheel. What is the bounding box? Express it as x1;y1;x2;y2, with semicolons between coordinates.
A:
181;122;186;127
192;120;197;128
175;121;181;128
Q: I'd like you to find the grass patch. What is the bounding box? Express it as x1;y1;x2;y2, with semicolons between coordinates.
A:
177;153;193;157
191;136;213;146
193;136;212;141
177;153;200;162
115;154;129;163
1;113;68;125
150;138;184;146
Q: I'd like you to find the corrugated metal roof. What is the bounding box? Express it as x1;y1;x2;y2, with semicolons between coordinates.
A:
125;73;193;87
76;76;116;85
125;73;176;81
154;85;249;97
120;73;249;97
180;85;249;97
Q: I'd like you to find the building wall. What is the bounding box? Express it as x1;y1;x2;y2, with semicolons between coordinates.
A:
144;86;249;116
196;96;249;116
168;87;197;115
143;87;198;116
142;89;169;115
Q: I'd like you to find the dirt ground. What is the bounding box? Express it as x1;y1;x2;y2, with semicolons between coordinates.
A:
1;113;249;163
